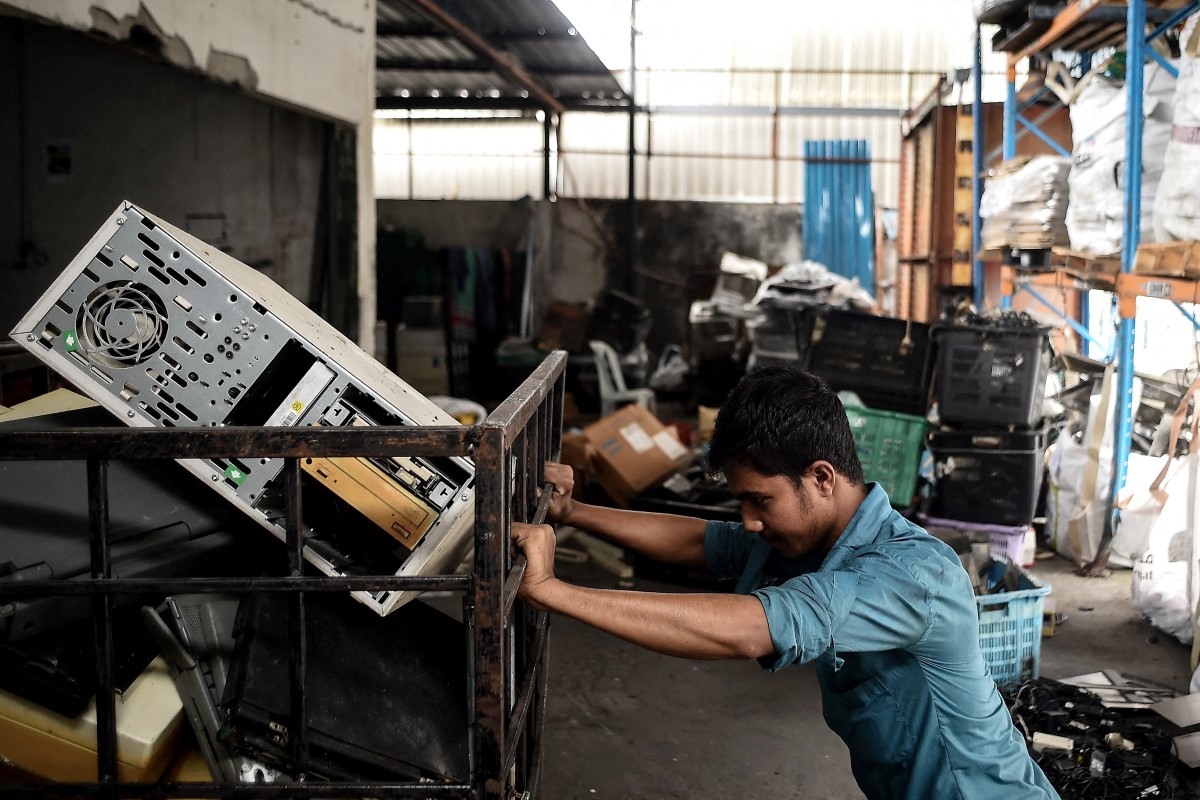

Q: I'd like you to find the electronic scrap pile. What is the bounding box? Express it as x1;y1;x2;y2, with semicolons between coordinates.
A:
1002;677;1200;799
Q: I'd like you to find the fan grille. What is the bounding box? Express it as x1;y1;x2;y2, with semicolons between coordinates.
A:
77;281;168;368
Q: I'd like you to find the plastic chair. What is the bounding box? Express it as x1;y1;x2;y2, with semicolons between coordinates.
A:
588;339;656;418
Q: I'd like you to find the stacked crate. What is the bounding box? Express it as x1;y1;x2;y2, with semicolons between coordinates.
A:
807;309;933;507
929;315;1052;527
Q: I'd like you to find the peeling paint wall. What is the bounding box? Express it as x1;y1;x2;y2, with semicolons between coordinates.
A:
3;0;373;125
3;0;378;347
0;18;327;334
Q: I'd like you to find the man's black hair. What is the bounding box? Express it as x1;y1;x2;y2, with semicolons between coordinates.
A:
706;365;864;485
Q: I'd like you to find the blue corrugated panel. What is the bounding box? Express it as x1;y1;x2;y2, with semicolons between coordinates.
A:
802;140;876;294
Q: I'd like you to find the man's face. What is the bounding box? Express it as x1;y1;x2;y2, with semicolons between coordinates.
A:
725;463;837;560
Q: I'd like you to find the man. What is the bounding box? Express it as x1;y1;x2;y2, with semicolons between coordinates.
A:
512;365;1057;799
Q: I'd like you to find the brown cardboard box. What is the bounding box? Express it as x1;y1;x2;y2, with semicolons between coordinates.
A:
583;404;692;507
559;431;594;498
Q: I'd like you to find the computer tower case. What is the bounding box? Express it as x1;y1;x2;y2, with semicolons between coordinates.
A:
10;201;475;615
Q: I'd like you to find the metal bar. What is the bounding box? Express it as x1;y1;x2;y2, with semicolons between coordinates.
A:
1081;290;1092;357
1145;2;1200;44
987;95;1066;164
1004;69;1018;161
1017;84;1053;113
1146;47;1179;78
502;613;550;778
472;425;508;800
1097;0;1148;574
86;458;117;790
283;459;309;774
0;576;472;597
501;482;554;618
1018;284;1108;350
397;0;564;113
973;26;986;310
1175;300;1200;331
626;1;637;297
646;104;905;117
0;425;475;461
543;112;554;201
1016;113;1072;158
0;784;474;798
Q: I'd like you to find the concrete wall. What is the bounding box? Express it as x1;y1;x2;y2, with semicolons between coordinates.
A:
1;0;378;347
2;0;374;126
0;17;328;334
376;198;803;352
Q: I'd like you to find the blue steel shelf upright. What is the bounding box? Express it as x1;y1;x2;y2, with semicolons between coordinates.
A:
981;0;1200;569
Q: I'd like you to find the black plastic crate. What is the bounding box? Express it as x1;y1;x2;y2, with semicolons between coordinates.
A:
806;309;932;416
928;426;1046;526
934;323;1051;429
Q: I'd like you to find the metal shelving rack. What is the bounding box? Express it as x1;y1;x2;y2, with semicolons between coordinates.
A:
0;351;567;799
977;0;1200;567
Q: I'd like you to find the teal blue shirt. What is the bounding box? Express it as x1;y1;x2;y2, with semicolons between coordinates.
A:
704;483;1058;800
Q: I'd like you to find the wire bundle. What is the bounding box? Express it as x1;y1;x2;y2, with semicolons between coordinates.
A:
1001;678;1199;799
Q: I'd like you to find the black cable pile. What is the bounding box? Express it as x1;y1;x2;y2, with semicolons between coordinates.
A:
952;309;1046;330
1001;678;1200;799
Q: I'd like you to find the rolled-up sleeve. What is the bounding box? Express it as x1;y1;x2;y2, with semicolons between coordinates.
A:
703;520;757;580
753;552;934;672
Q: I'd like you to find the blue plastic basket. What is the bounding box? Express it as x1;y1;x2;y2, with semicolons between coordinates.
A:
976;561;1050;685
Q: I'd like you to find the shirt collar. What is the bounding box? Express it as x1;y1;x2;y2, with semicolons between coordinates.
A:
819;482;891;572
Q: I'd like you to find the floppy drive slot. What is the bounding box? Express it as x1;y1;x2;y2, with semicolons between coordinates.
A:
300;457;436;550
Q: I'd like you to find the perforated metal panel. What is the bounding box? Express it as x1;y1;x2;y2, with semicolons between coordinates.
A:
10;201;476;616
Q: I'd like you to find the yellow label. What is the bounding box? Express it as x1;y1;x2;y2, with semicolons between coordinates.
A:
291;400;304;412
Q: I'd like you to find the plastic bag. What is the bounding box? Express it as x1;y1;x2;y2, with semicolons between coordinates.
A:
1129;376;1200;645
649;345;689;392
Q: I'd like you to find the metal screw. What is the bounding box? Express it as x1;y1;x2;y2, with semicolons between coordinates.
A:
127;411;134;418
116;217;125;225
211;475;220;482
233;326;241;333
26;335;33;342
461;493;469;501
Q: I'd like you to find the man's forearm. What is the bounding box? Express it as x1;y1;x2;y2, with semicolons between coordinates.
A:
560;502;708;566
532;579;775;660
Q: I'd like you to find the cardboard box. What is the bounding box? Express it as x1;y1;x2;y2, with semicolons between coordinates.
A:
583;404;691;507
559;431;594;498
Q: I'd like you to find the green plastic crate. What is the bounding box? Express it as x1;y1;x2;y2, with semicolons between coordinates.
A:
844;405;927;506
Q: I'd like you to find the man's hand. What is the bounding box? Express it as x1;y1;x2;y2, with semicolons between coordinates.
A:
542;461;576;524
512;522;559;611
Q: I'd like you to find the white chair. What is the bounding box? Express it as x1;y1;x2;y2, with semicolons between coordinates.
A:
588;339;656;418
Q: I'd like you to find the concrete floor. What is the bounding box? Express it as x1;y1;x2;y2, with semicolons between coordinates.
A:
538;552;1194;800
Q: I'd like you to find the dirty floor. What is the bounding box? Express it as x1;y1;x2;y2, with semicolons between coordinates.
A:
538;553;1193;800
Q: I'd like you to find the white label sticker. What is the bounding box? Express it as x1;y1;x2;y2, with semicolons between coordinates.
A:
265;361;336;426
653;429;688;461
618;422;655;454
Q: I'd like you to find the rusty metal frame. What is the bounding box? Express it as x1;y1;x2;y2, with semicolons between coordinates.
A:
0;351;567;800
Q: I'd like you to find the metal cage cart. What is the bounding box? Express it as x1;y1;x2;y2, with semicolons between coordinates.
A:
0;351;567;800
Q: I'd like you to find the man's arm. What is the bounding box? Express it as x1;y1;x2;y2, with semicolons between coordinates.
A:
544;461;709;567
513;523;774;660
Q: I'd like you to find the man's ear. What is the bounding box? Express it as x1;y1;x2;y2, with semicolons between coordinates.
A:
808;461;837;497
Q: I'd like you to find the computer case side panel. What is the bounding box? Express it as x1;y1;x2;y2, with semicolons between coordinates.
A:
10;201;475;616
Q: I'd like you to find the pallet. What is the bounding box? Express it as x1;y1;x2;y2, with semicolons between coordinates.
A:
1134;240;1200;279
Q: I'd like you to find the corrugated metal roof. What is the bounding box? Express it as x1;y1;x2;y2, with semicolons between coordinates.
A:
376;0;627;109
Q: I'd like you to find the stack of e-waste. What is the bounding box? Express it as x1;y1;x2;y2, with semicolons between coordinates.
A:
980;155;1071;253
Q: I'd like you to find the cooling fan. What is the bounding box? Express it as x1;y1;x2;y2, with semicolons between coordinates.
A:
77;281;169;368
